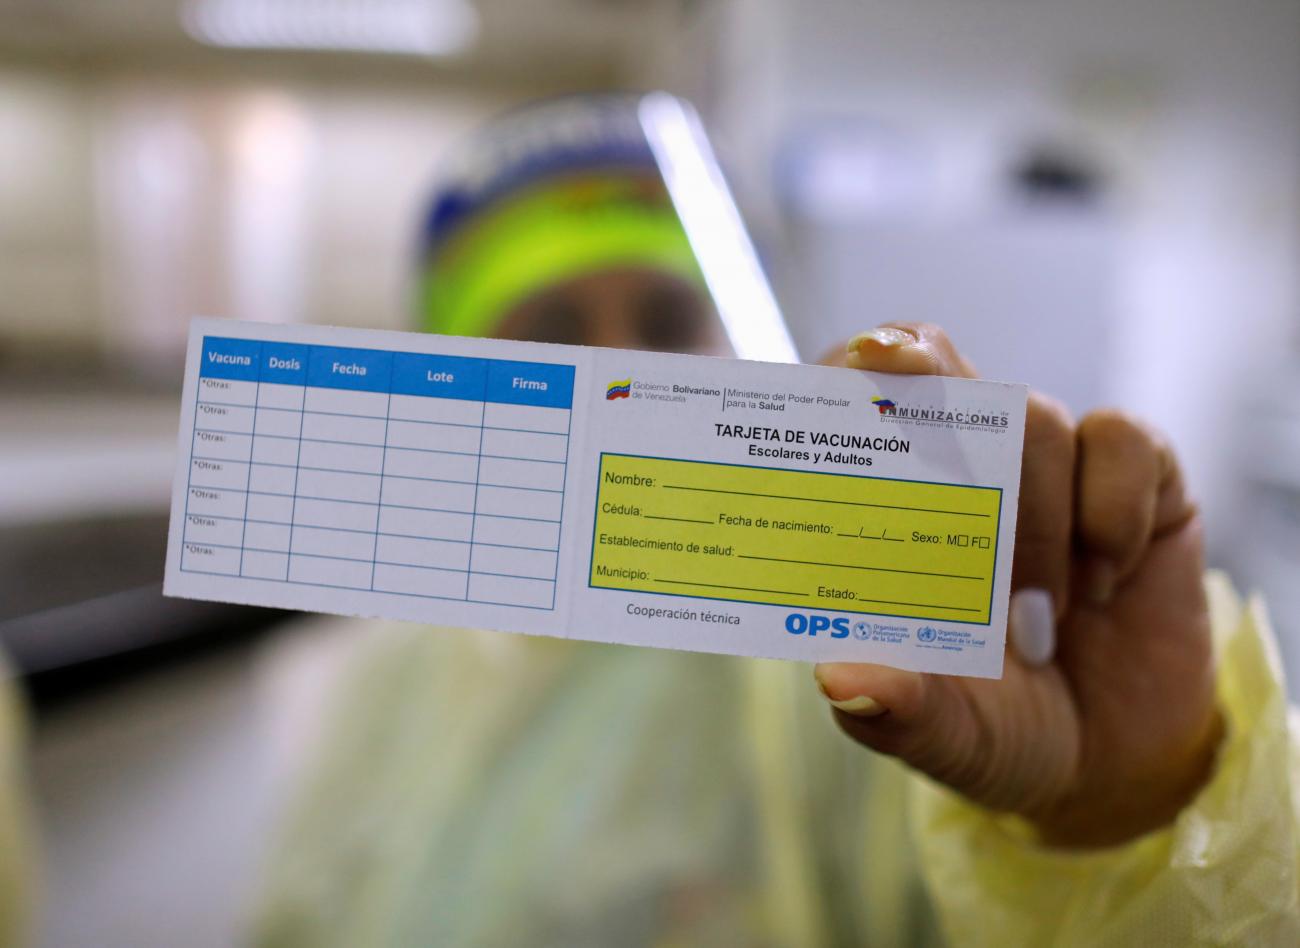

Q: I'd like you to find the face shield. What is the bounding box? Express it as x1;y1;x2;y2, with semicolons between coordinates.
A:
417;93;799;365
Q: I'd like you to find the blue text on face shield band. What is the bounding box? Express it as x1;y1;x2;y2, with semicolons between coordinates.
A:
785;613;850;638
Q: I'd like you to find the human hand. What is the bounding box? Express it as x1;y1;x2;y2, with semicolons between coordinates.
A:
815;324;1222;847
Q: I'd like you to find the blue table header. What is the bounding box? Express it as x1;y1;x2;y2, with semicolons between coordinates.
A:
199;336;574;409
200;337;260;383
486;359;575;409
305;345;393;394
391;352;487;401
260;342;310;386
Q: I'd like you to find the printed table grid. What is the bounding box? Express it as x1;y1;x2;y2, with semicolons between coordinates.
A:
181;337;575;611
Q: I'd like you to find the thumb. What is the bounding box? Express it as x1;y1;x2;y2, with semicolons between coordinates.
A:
814;660;1080;816
813;662;987;788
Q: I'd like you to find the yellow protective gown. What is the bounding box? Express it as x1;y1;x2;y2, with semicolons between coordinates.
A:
0;655;37;948
255;571;1298;946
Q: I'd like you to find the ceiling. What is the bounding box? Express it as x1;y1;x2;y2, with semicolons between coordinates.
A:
0;0;683;86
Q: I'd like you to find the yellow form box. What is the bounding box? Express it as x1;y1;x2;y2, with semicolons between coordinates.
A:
589;454;1003;624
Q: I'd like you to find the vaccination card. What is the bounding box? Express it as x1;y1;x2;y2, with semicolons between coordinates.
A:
164;318;1028;677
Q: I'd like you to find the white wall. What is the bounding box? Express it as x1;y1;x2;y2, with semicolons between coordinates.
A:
700;0;1300;562
0;65;519;367
0;69;99;348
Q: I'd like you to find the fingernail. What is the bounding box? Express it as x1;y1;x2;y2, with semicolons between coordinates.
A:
1087;559;1117;606
828;695;887;716
846;326;913;354
1010;588;1055;667
815;674;887;716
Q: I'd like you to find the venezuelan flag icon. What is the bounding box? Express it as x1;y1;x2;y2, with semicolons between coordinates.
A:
606;379;632;400
871;396;896;414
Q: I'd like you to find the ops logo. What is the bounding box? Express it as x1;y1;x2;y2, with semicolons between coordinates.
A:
785;613;851;638
917;626;938;643
852;621;871;640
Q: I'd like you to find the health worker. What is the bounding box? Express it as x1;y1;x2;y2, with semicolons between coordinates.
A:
253;95;1300;947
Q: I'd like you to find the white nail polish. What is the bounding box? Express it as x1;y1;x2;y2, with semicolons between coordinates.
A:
1010;588;1055;667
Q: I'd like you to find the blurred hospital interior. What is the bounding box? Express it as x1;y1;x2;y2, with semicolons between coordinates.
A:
1;0;1298;944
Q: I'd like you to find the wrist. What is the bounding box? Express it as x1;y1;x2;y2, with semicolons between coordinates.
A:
1029;706;1225;849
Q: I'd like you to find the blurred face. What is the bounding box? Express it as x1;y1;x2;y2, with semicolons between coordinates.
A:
493;267;730;356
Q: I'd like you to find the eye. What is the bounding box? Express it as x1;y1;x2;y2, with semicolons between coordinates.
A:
513;297;588;346
634;283;711;352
